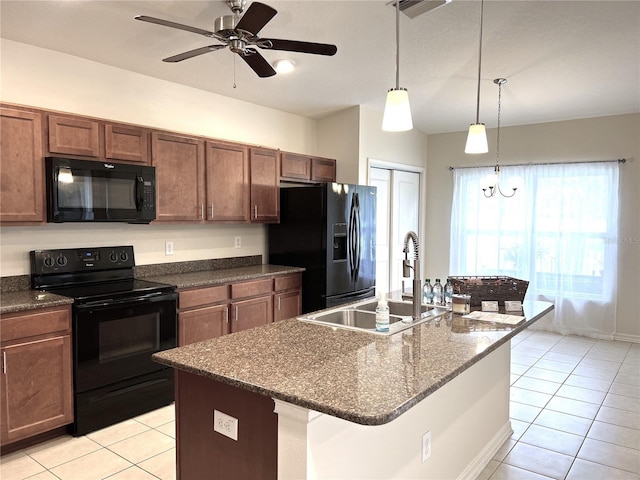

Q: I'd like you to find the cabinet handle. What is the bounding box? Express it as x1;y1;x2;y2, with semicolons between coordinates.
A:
200;204;204;219
2;351;6;374
278;296;281;311
211;204;214;218
235;305;239;321
254;205;258;219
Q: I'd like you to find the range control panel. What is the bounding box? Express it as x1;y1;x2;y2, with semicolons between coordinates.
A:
30;246;135;275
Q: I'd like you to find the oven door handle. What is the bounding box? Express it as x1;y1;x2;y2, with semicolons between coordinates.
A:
74;291;178;310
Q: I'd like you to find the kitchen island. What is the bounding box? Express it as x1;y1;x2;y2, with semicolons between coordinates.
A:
153;299;553;479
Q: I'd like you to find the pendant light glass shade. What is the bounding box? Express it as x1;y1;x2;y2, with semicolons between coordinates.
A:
382;0;412;132
465;123;488;153
382;88;413;132
465;0;488;154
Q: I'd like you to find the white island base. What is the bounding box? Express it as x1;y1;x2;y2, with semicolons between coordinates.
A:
275;341;512;480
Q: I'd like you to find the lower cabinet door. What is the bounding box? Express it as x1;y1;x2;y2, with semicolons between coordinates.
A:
1;335;73;445
179;304;229;346
274;290;302;322
231;295;273;333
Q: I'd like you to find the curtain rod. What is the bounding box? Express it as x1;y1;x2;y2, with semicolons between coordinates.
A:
449;158;626;171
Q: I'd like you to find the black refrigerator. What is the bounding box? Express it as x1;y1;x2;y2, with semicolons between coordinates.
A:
269;183;376;313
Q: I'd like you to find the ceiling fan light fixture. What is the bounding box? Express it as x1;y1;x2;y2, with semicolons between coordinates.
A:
273;59;295;74
382;88;413;132
465;123;488;154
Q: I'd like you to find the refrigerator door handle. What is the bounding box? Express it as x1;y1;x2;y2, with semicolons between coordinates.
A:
354;194;361;280
348;194;357;279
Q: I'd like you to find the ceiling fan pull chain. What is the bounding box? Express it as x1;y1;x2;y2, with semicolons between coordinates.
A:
233;55;237;89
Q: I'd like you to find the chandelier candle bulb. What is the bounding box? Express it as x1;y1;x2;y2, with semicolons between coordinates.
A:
452;294;471;315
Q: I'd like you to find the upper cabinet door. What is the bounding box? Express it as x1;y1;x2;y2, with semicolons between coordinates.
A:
249;147;279;223
48;115;99;157
0;107;45;224
280;152;311;181
311;157;336;183
205;141;249;222
151;132;205;222
105;124;149;164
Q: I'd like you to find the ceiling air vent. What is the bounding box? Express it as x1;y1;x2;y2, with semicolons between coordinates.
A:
392;0;452;19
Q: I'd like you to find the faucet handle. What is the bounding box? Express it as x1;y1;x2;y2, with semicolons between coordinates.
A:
402;259;412;277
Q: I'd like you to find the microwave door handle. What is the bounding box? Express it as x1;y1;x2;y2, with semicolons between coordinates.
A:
135;176;144;211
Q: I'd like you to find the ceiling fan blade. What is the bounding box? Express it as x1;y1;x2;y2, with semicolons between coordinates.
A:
261;38;337;56
240;48;276;78
135;15;215;37
163;45;226;63
235;2;277;36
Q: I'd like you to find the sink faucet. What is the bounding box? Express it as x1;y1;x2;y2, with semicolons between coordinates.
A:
402;231;421;321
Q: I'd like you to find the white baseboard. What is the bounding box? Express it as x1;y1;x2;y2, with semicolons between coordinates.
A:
613;332;640;344
457;420;513;480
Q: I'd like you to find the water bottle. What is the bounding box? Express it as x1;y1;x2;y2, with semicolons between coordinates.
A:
432;279;443;305
444;278;454;307
375;295;390;332
423;278;433;304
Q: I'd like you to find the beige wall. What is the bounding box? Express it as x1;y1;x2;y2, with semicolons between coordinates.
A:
0;40;320;276
426;114;640;340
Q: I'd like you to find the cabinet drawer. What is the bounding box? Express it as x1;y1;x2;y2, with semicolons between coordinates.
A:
1;306;71;343
274;273;302;292
231;278;273;299
179;285;228;310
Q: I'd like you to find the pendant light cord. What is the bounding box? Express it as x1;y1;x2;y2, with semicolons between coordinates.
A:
474;0;484;123
496;80;502;165
395;0;400;89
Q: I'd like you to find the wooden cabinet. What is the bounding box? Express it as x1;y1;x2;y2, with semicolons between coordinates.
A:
178;273;302;341
105;124;149;164
0;107;45;224
274;273;302;322
178;285;229;346
311;157;337;182
281;152;311;181
249;147;279;223
151;132;205;222
48;114;150;164
280;151;336;183
205;141;249;222
1;306;73;446
230;278;273;333
48;115;100;157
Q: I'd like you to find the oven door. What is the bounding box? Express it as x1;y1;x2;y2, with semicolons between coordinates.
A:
73;291;177;393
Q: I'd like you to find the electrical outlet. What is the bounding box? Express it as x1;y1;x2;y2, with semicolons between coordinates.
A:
422;431;432;462
213;410;238;441
234;236;241;248
165;241;174;256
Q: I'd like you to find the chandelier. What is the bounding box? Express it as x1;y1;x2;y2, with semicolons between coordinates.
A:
482;78;518;198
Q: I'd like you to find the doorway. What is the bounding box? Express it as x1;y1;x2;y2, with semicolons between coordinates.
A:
369;164;422;296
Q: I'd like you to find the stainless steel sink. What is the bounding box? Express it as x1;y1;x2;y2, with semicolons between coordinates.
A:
353;299;433;317
304;309;403;330
298;299;449;335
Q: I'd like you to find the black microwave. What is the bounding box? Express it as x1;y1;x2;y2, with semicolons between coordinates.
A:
45;157;156;224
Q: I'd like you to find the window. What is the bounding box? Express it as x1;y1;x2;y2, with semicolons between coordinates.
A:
450;161;620;337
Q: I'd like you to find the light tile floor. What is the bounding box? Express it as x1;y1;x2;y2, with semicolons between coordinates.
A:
1;330;639;480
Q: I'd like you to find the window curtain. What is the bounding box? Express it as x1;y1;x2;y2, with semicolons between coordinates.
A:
450;162;620;339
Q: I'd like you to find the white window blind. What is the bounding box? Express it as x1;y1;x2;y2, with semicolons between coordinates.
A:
450;161;620;338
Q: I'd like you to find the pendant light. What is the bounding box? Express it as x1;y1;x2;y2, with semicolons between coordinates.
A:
482;78;517;198
382;0;413;132
465;0;488;153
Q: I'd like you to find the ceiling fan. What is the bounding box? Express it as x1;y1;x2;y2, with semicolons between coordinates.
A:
135;0;337;78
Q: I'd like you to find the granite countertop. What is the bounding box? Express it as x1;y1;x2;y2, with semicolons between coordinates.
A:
0;290;74;315
153;299;554;426
1;264;304;314
143;264;305;290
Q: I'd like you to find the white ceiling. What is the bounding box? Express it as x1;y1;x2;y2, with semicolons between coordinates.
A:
1;0;639;134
